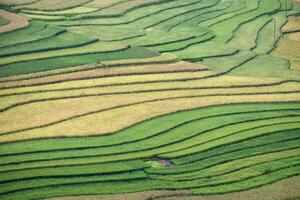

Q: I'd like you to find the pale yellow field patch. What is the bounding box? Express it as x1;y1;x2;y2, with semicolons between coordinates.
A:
1;90;300;143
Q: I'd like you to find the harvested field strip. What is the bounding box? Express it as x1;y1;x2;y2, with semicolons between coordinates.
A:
0;70;221;94
0;63;205;90
0;10;29;33
0;53;179;83
0;46;158;77
13;0;91;11
21;6;99;16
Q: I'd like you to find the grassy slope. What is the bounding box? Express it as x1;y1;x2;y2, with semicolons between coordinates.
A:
0;0;300;199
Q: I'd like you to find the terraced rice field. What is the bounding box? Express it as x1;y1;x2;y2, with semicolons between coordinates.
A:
0;0;300;199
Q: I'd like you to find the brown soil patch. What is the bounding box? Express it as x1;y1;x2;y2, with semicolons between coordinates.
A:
0;10;29;33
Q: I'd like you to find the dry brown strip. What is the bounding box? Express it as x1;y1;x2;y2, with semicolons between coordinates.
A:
0;61;205;89
45;190;188;200
0;10;29;33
